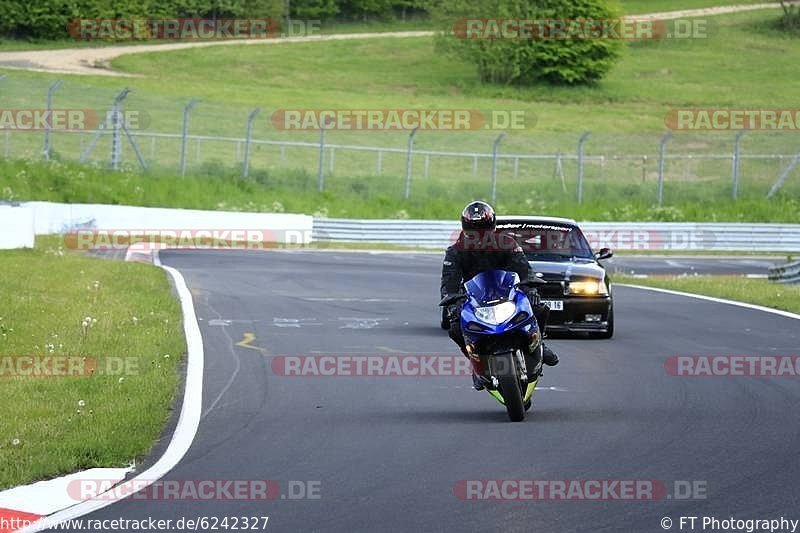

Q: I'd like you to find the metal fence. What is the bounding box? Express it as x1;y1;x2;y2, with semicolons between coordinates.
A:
313;218;800;252
2;75;800;205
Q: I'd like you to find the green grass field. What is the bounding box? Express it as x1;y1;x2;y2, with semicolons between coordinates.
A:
0;0;769;51
615;274;800;314
0;236;184;489
1;8;798;217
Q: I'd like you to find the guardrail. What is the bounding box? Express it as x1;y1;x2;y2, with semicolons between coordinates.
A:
313;218;800;252
768;261;800;284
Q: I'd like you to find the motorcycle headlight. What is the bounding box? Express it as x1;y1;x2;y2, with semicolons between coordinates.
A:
568;280;608;295
474;301;517;324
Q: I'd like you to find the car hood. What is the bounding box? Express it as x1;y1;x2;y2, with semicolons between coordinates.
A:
529;261;605;280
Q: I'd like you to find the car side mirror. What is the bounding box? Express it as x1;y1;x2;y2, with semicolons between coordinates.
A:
595;248;613;261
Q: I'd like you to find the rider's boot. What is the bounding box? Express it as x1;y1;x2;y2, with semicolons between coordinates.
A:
541;343;559;366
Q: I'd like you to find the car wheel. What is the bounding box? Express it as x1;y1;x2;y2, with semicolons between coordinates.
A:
594;308;614;339
440;307;450;330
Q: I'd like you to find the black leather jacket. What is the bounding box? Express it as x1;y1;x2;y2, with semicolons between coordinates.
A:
440;230;530;297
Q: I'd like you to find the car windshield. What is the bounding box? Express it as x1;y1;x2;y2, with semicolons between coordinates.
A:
497;223;594;261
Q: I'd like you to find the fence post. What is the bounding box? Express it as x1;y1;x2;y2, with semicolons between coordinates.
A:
242;107;260;179
766;152;800;199
576;131;590;203
553;153;567;193
490;133;505;203
2;76;8;159
731;129;746;200
105;87;130;170
317;118;332;192
317;124;326;190
404;126;419;199
657;131;672;206
110;88;132;170
641;156;648;182
43;80;63;161
180;99;198;177
599;155;605;180
0;76;5;158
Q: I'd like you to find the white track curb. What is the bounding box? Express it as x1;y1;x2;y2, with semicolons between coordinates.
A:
12;250;204;532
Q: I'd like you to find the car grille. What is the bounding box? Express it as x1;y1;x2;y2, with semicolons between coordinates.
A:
536;281;565;298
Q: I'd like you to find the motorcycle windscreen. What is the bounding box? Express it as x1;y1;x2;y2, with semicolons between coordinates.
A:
464;270;519;306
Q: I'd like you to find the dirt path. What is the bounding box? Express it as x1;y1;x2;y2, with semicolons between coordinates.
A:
0;3;790;78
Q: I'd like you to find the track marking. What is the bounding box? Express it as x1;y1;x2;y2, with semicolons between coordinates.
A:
201;301;243;419
338;317;388;329
273;317;323;328
619;284;800;321
235;332;269;354
665;260;688;269
375;346;415;354
21;251;205;532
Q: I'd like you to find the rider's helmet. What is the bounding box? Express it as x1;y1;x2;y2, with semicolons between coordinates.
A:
461;201;496;232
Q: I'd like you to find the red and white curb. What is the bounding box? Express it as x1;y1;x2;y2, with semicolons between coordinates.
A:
0;468;131;532
0;510;40;533
0;250;204;533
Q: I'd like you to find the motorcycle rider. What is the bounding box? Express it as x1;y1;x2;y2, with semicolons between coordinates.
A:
440;201;559;390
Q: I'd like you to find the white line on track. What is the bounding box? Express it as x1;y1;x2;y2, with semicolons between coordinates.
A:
619;284;800;321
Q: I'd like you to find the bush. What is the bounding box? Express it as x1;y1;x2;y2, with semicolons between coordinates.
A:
776;0;800;34
0;0;285;40
431;0;623;86
291;0;341;20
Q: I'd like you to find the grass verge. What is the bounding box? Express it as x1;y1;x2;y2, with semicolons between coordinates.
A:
0;236;184;490
2;158;799;223
615;274;800;314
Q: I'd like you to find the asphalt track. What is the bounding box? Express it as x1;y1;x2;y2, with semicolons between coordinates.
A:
604;256;780;276
52;250;800;532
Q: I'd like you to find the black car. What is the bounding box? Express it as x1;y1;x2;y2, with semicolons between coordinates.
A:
440;216;614;338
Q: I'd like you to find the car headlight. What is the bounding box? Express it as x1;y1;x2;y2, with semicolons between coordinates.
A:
568;280;608;295
474;301;517;324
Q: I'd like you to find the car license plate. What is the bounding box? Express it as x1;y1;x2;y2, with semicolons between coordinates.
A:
541;300;564;311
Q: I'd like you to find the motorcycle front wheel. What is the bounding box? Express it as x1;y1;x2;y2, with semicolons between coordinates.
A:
493;351;525;422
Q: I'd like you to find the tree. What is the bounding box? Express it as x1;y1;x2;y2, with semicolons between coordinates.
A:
778;0;800;32
289;0;339;20
430;0;624;86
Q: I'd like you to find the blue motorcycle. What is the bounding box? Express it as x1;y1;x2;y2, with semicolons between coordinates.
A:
441;270;544;422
